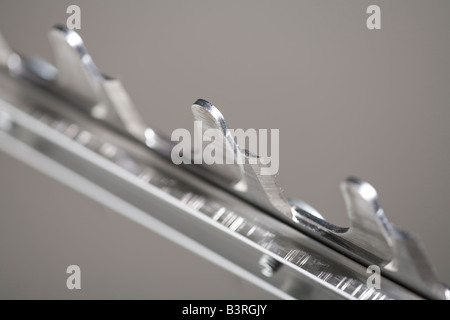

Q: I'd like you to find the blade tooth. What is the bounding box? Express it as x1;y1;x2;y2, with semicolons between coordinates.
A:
340;177;393;261
47;25;148;141
340;177;449;298
191;99;244;185
191;99;294;219
48;25;100;102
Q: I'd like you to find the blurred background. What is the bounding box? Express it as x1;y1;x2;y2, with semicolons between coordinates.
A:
0;0;448;298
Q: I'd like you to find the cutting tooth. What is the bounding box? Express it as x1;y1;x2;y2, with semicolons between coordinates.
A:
340;177;393;261
48;26;99;102
340;177;449;299
191;99;295;220
190;99;245;188
47;25;148;140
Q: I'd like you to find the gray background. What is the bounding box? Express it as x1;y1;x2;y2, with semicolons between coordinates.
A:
0;0;449;298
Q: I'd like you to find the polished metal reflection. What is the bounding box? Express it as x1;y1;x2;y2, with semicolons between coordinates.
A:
0;97;420;299
0;26;448;299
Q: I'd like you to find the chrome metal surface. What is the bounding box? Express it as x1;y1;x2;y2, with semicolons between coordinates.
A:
189;98;448;299
48;26;146;136
0;26;448;299
0;95;420;300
